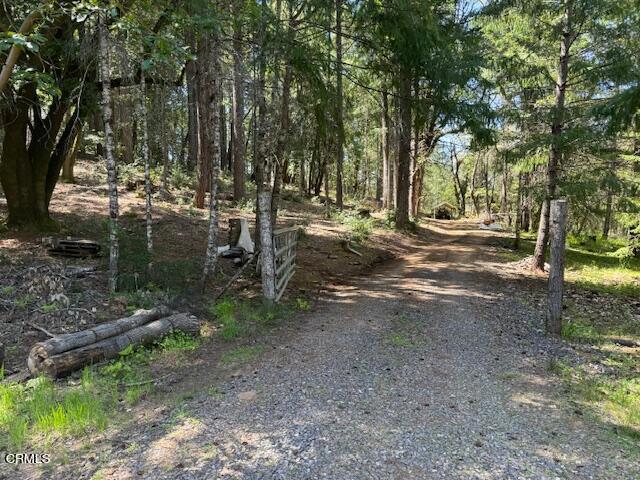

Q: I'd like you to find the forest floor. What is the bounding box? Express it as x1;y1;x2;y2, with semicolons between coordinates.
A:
3;213;639;479
0;159;415;375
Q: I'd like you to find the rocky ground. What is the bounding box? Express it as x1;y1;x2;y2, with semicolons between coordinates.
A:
7;221;638;480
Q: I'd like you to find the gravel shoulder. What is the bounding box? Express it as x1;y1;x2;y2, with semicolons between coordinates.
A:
8;221;639;480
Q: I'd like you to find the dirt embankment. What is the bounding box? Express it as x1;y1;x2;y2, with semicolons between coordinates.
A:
0;160;415;375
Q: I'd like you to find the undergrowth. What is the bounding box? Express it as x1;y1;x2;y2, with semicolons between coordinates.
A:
335;211;374;243
549;358;640;441
0;330;199;450
503;235;640;297
208;298;289;340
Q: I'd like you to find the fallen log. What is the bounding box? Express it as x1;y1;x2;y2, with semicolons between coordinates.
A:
28;313;200;378
28;306;170;372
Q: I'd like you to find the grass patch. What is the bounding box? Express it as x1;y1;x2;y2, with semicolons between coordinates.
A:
156;330;200;352
0;371;107;449
295;297;310;311
220;346;264;366
208;298;289;340
503;237;640;297
384;332;416;348
561;319;599;343
552;361;640;440
0;330;200;450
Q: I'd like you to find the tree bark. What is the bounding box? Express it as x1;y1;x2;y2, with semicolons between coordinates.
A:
140;66;153;261
452;149;467;215
258;191;276;304
335;0;345;210
501;156;509;215
254;0;269;250
602;188;613;239
161;84;170;190
232;8;246;203
602;157;616;238
61;123;83;183
186;33;199;171
547;199;568;335
0;86;77;228
29;307;170;365
194;36;214;209
0;10;42;93
533;0;573;271
29;312;198;378
99;13;120;293
395;72;412;228
201;33;222;289
271;60;293;224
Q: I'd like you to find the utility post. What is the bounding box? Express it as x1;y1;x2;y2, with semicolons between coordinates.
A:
547;199;568;335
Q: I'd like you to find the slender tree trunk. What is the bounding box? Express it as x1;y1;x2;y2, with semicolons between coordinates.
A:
254;0;269;250
324;151;331;219
99;13;119;293
501;156;508;215
161;85;170;190
201;34;222;289
140;65;153;264
271;63;292;225
381;91;392;209
232;7;246;203
603;187;613;239
299;153;306;196
219;86;228;171
470;156;480;216
533;0;573;271
452;149;466;215
186;33;199;171
515;173;523;249
484;155;491;218
335;0;345;210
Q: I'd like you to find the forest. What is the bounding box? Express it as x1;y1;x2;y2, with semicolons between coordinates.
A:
1;0;639;478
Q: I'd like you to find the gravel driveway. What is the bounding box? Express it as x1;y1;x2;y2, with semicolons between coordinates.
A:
12;222;639;479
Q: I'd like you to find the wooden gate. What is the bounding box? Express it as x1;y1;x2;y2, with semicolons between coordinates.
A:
273;226;299;302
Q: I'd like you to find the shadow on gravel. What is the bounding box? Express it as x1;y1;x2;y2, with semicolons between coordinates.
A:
12;221;636;479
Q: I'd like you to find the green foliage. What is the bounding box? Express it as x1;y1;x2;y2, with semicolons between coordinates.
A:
385;332;414;348
335;211;374;243
40;302;60;314
295;297;310;311
506;238;640;297
0;374;107;450
220;346;264;366
0;328;200;449
157;331;200;352
0;286;15;296
208;298;289;340
170;164;194;190
210;298;242;340
562;320;599;342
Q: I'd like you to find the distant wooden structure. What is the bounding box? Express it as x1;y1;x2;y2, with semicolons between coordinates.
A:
273;225;300;302
431;202;458;220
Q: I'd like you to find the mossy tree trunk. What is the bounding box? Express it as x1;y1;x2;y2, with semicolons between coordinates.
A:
0;84;80;229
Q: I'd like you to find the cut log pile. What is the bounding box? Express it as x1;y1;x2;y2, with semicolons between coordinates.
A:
27;307;200;378
43;237;101;258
